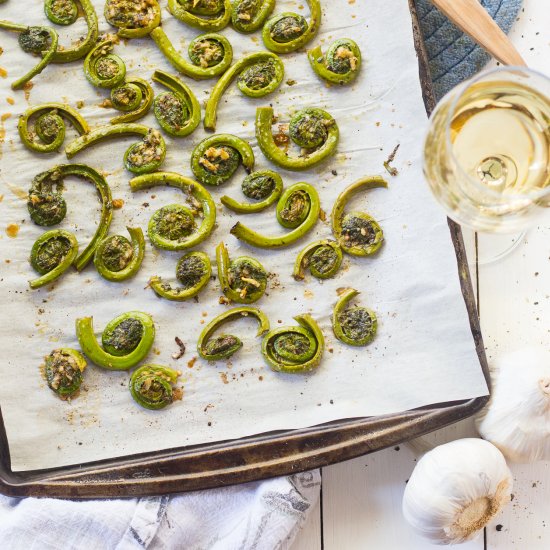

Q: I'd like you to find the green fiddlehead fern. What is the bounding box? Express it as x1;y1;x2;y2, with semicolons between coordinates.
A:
231;0;275;33
230;182;320;249
45;0;78;25
104;0;161;38
110;78;154;124
256;107;339;171
308;38;362;86
152;70;201;137
150;29;233;80
262;314;324;373
76;311;155;371
216;242;267;304
65;124;166;174
44;348;87;399
262;0;321;54
293;239;343;281
331;176;387;256
29;229;79;289
332;288;377;346
168;0;231;31
129;172;216;251
129;365;182;410
18;103;89;154
204;52;284;132
150;251;211;301
220;170;283;214
197;306;270;361
84;38;126;88
191;134;254;186
94;227;145;282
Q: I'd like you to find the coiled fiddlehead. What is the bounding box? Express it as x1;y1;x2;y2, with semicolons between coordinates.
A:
204;52;284;132
150;251;211;301
110;78;154;124
94;227;145;282
262;0;321;54
220;170;283;214
308;38;362;86
18;103;89;154
168;0;231;31
256;107;339;171
216;242;267;304
332;288;377;346
76;311;155;371
104;0;161;38
65;124;166;174
152;70;201;137
293;239;343;281
84;38;126;88
230;182;320;249
331;176;387;256
231;0;275;33
197;306;270;361
262;314;324;373
45;0;78;25
29;229;79;289
44;348;87;399
130;172;216;251
150;29;233;81
191;134;254;186
130;365;182;410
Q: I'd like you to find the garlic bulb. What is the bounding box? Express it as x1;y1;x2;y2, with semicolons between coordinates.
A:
476;346;550;463
402;438;512;545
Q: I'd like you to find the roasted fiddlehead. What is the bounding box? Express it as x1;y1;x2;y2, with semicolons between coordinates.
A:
262;0;321;54
216;242;267;304
29;229;79;289
262;314;324;373
18;103;89;154
104;0;161;38
110;78;154;124
332;288;377;346
197;306;270;361
150;29;233;80
65;124;166;174
44;348;87;399
150;251;211;301
204;52;284;131
76;311;155;370
331;176;387;256
308;39;362;86
129;172;216;251
130;365;182;410
84;38;126;88
256;107;339;171
293;240;343;281
230;182;320;248
94;227;145;282
152;70;201;137
191;134;254;186
220;170;283;214
45;0;79;25
231;0;275;33
168;0;231;31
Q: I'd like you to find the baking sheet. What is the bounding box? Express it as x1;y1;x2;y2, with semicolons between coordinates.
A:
0;0;488;472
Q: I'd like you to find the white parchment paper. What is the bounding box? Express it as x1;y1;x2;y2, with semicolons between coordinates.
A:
0;0;488;471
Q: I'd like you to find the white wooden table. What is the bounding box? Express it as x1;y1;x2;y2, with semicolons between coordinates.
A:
293;2;550;548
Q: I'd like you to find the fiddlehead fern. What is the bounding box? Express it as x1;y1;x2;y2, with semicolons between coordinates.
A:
204;52;284;132
94;227;145;282
191;134;254;186
18;103;89;154
332;288;377;346
76;311;155;371
308;38;362;86
256;107;339;171
197;306;270;361
44;348;87;399
150;251;211;301
231;0;275;33
129;172;216;251
152;70;201;137
129;365;182;410
220;170;283;214
293;240;343;281
168;0;231;32
104;0;161;38
110;78;154;124
262;0;321;54
150;29;233;80
230;182;320;249
216;242;267;304
262;314;324;373
331;176;387;256
84;38;126;88
45;0;78;25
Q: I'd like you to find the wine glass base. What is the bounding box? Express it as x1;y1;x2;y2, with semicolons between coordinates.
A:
464;230;525;266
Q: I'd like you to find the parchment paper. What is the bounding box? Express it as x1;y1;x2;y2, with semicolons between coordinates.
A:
0;0;488;471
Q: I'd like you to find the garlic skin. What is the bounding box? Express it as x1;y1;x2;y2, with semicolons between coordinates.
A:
402;438;512;545
476;346;550;463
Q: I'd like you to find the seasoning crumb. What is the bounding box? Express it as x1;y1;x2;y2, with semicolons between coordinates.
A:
331;169;338;176
187;356;197;369
6;223;19;238
286;79;297;86
383;143;401;176
496;525;503;532
172;337;186;360
258;375;263;381
112;198;124;209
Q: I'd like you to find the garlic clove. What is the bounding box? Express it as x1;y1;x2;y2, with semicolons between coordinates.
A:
476;346;550;463
402;438;513;545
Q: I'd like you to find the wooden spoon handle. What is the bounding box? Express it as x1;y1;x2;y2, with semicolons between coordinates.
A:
431;0;527;66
